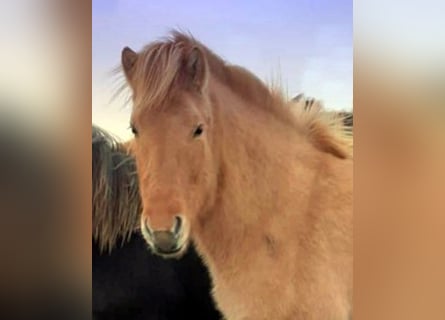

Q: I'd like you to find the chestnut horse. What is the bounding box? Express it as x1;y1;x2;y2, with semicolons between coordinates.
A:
120;31;353;320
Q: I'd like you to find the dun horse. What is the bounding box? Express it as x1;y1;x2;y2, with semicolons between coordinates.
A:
120;31;353;319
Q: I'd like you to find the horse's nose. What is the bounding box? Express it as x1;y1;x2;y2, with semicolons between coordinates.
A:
143;216;182;236
150;216;183;254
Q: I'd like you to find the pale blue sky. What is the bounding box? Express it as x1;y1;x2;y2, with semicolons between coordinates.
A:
93;0;352;139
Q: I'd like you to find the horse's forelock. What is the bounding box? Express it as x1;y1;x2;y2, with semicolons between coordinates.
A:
129;32;207;112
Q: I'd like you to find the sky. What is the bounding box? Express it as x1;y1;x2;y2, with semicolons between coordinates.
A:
354;0;445;62
92;0;352;140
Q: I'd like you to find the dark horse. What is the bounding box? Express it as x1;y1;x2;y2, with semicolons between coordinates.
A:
92;125;222;320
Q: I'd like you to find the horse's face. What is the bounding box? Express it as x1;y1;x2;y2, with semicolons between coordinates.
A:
132;95;217;257
122;45;218;257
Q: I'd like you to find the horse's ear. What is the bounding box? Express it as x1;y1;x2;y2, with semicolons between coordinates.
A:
183;46;208;93
121;47;138;80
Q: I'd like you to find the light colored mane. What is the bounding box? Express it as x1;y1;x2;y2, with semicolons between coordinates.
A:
125;30;352;160
288;95;353;157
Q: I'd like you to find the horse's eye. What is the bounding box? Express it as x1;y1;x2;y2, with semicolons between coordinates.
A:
130;124;138;136
193;124;204;138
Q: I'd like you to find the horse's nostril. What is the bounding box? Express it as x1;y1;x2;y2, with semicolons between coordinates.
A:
173;216;182;236
143;220;153;236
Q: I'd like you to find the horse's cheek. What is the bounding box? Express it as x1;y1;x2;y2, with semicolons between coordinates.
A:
188;167;200;186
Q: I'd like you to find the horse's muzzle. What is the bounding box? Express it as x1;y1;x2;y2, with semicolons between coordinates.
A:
144;216;184;255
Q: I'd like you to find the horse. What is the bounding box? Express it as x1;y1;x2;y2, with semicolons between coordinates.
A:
119;30;353;319
92;125;222;320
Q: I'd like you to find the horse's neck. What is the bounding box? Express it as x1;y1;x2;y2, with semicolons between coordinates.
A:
215;86;321;215
193;83;324;273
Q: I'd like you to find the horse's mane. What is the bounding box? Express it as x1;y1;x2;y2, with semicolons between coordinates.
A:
122;30;352;159
92;125;141;253
124;30;277;114
289;94;353;158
